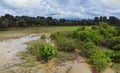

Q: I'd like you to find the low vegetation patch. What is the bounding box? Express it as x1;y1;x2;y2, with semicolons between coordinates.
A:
27;42;56;62
50;22;120;73
20;22;119;73
88;49;112;73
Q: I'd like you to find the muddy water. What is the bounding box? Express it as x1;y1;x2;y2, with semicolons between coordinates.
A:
0;35;40;70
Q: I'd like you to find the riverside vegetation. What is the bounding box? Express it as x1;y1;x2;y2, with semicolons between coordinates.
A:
26;22;120;73
0;14;120;73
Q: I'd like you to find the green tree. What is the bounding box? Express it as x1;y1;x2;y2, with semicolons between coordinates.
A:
16;18;27;27
0;19;8;29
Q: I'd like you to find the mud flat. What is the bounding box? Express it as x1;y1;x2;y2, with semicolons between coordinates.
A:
0;35;40;70
38;58;92;73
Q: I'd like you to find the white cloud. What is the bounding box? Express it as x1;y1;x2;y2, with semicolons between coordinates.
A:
0;0;120;18
2;0;42;8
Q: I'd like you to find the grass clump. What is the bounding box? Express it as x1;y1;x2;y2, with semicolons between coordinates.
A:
57;37;77;52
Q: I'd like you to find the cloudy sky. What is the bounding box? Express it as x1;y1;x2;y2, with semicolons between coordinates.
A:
0;0;120;18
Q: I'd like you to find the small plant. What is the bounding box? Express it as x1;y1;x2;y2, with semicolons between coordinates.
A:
40;43;56;61
27;42;56;62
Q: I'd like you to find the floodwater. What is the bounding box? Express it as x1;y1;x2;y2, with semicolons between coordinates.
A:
0;35;40;70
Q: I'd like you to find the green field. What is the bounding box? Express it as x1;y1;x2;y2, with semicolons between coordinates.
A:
0;26;90;40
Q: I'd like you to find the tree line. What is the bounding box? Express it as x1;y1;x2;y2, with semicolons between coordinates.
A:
0;14;120;29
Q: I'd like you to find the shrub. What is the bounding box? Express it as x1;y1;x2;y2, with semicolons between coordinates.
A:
73;29;102;45
40;43;56;61
76;26;85;31
98;22;109;28
98;22;117;38
27;42;56;62
50;32;65;40
113;44;120;51
91;26;98;30
57;37;77;52
103;50;120;63
88;50;112;73
111;51;120;63
109;37;120;50
116;27;120;36
72;30;80;39
82;41;97;49
81;42;97;57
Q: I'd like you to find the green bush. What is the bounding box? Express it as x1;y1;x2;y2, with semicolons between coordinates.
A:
40;43;56;61
111;51;120;63
103;50;120;63
113;44;120;51
109;37;120;51
76;26;85;31
27;42;56;62
116;27;120;36
72;29;102;45
57;37;77;52
88;50;112;73
98;22;116;38
50;31;65;40
81;42;98;57
98;22;109;28
91;26;98;30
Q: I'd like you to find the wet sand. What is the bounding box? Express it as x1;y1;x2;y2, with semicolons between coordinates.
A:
39;58;92;73
0;35;40;70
